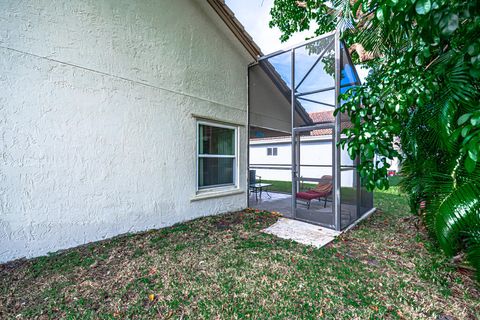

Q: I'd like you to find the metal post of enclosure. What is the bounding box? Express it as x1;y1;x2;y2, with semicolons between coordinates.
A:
247;65;251;208
291;48;297;218
295;133;301;193
356;156;361;220
334;30;342;231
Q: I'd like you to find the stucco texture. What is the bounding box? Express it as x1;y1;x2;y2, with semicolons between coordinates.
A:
0;0;252;262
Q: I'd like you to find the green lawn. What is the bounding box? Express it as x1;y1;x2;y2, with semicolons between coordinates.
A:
263;176;401;194
1;189;478;319
261;180;360;204
260;179;310;194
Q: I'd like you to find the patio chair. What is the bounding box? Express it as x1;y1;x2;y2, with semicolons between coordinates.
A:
249;170;261;194
296;175;333;209
249;170;261;185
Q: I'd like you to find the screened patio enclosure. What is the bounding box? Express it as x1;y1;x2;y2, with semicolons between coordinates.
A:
248;31;374;231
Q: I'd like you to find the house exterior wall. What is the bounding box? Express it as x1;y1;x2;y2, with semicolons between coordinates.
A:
248;64;305;134
0;0;252;262
249;137;355;186
250;141;292;181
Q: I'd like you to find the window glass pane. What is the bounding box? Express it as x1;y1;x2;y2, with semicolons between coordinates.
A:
267;148;272;156
273;148;278;156
199;125;234;155
198;157;234;188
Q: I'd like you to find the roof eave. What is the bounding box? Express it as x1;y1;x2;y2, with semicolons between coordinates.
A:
206;0;263;60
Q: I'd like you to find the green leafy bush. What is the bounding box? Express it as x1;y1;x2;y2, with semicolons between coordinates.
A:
270;0;480;279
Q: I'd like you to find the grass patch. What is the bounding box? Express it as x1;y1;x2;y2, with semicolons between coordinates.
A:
261;179;330;194
388;175;402;186
260;179;301;194
262;176;401;194
261;179;357;203
29;251;96;277
262;176;400;194
0;190;478;319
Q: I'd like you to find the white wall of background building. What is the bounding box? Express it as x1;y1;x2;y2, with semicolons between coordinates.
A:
250;136;356;187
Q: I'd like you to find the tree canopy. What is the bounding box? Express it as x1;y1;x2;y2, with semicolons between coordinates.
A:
269;0;480;278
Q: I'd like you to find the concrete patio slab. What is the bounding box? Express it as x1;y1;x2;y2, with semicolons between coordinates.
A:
262;217;341;248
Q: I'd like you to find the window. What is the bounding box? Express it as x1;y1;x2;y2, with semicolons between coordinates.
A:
267;147;278;156
197;121;237;190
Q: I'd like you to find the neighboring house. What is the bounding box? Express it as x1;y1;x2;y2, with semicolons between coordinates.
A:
250;111;356;185
0;0;261;262
250;111;399;185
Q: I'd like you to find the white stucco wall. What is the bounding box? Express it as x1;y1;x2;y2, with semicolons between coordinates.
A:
0;0;252;262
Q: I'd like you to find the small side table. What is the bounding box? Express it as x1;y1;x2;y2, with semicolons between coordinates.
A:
249;183;272;201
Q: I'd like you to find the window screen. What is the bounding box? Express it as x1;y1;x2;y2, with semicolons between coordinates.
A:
198;123;237;189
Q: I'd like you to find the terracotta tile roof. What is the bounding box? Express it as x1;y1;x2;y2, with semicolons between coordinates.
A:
309;111;335;124
250;111;354;141
309;111;335;136
309;111;353;136
311;128;335;136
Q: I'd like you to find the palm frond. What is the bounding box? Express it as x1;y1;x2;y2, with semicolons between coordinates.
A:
435;57;479;109
435;178;480;256
464;229;480;280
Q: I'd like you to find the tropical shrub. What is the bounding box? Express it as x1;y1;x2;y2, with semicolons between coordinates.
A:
270;0;480;278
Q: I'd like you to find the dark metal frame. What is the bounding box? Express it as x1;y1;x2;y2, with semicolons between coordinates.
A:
248;29;373;231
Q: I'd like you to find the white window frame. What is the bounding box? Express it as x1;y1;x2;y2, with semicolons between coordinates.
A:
267;147;278;156
196;120;239;193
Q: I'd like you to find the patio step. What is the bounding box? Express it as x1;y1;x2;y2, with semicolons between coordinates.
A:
262;218;340;248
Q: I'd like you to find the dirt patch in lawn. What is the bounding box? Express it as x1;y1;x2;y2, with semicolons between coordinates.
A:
1;192;479;319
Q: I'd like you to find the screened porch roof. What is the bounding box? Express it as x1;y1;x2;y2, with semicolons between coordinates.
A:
248;36;361;137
